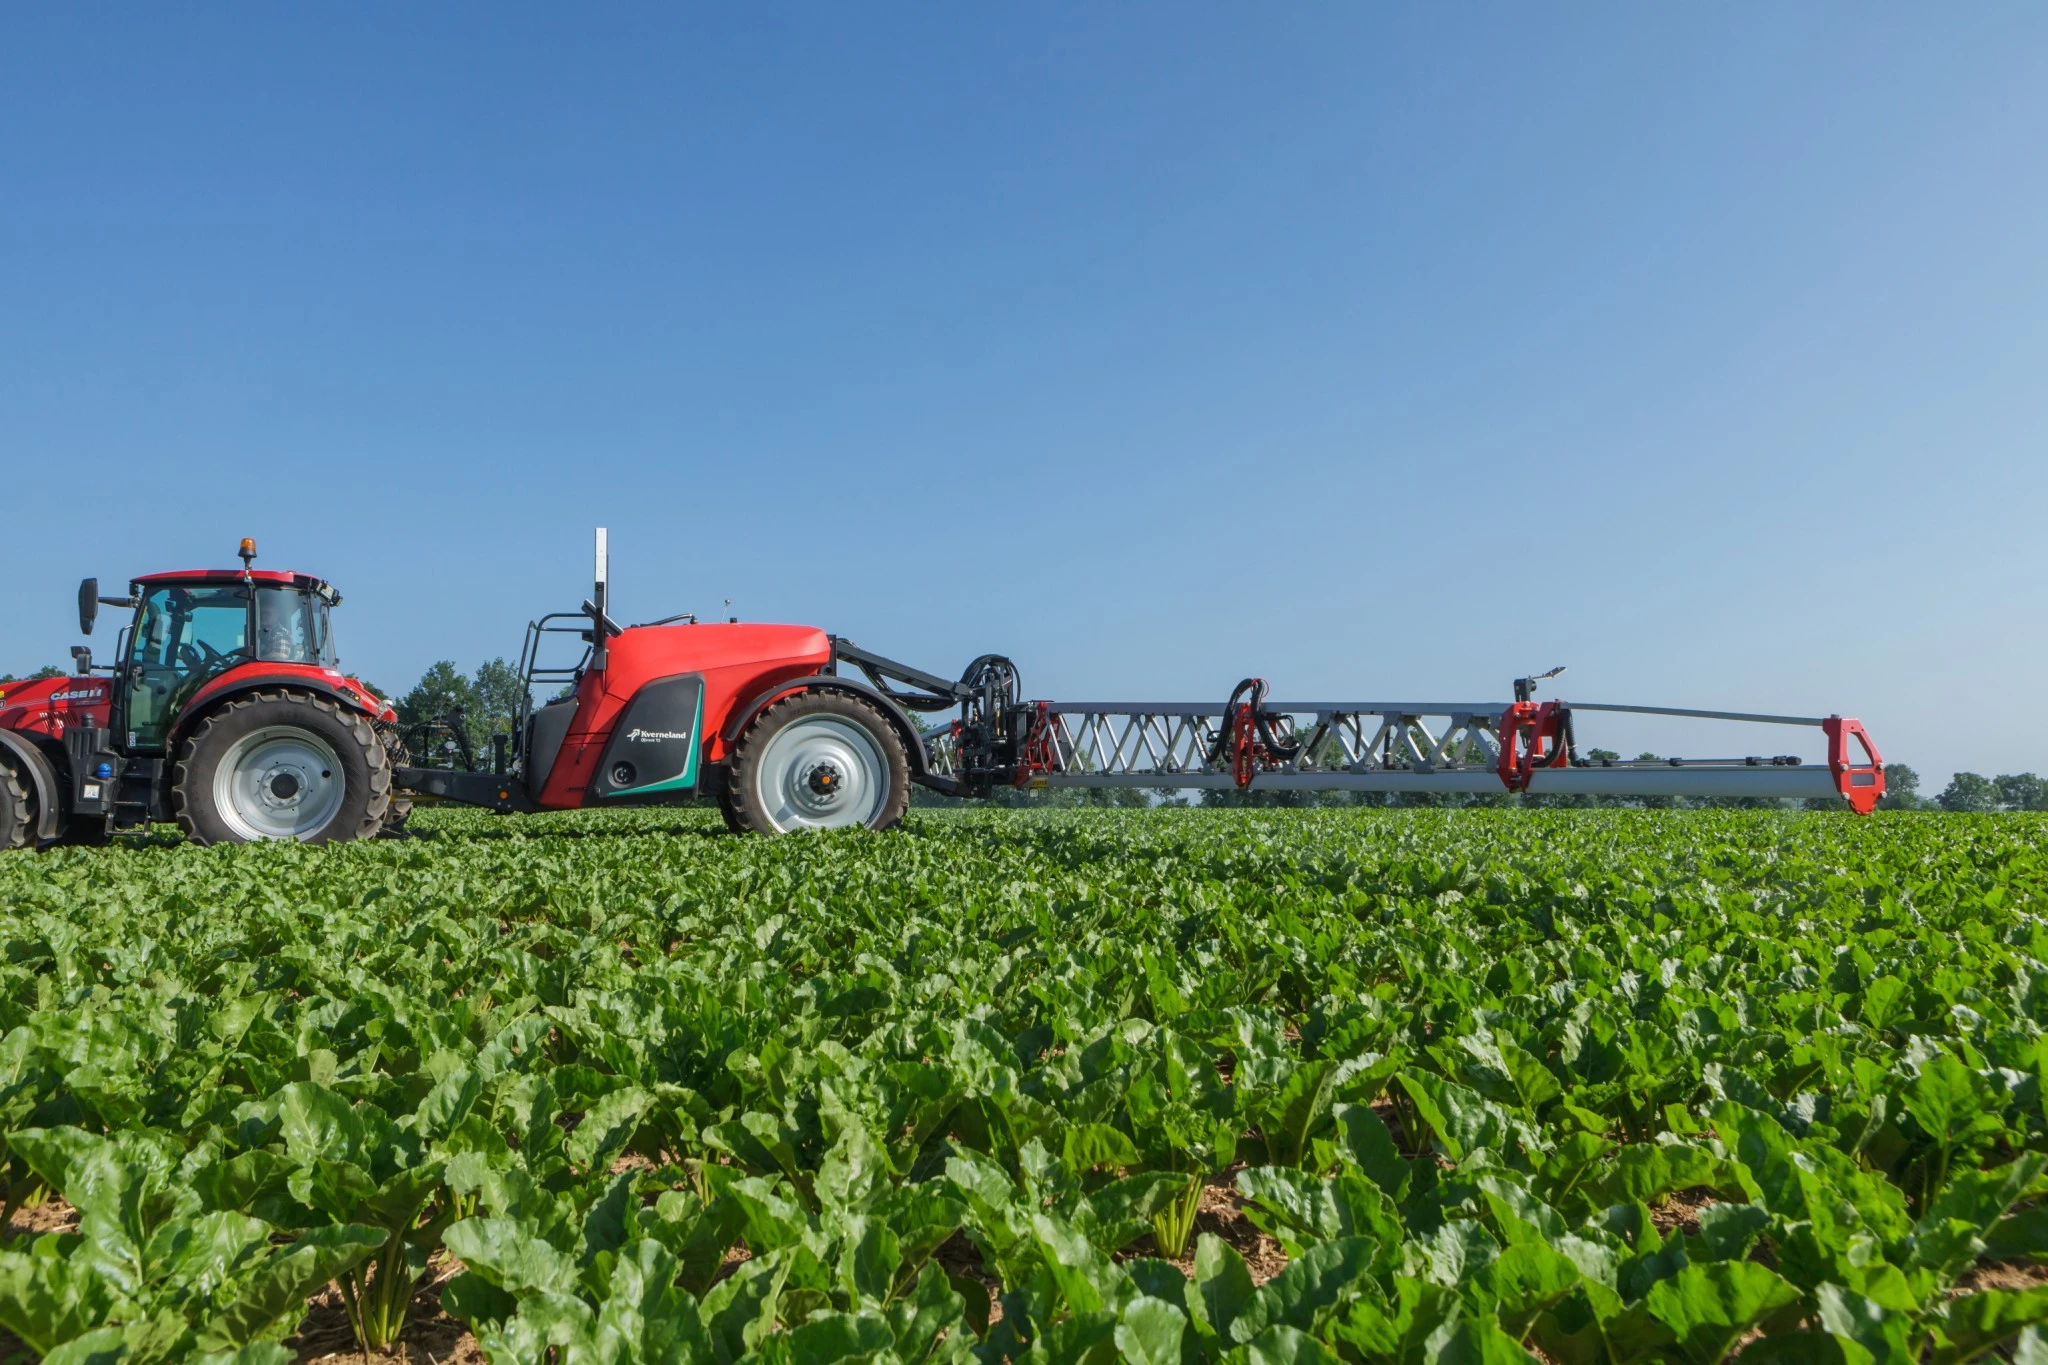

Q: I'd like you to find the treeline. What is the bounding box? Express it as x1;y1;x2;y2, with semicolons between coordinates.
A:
1926;771;2048;813
1835;764;2048;812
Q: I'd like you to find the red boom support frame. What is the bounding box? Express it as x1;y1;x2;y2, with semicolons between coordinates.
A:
1823;716;1885;815
1497;699;1572;793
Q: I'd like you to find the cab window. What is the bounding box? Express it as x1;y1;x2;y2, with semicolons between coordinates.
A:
125;585;250;748
254;587;333;666
131;586;249;670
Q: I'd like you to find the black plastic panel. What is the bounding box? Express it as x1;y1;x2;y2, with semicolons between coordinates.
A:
591;673;705;800
524;698;580;798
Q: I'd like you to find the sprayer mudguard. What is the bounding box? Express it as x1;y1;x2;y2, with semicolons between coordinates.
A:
534;623;831;809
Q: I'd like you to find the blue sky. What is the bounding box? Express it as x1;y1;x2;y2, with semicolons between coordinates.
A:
2;6;2043;788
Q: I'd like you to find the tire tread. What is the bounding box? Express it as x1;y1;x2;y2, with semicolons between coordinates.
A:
0;757;29;851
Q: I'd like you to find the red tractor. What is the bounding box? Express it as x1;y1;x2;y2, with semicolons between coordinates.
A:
2;531;1886;850
0;540;408;849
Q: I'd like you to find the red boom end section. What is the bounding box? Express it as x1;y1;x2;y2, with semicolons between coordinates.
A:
1496;700;1571;793
1824;716;1885;814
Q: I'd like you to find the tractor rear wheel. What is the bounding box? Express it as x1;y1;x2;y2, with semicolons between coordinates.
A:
173;690;392;846
725;691;910;835
0;757;30;851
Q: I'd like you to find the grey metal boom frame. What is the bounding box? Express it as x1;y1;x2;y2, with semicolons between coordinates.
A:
922;700;1848;802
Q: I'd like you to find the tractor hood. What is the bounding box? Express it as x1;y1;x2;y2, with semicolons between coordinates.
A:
0;674;90;712
0;673;114;736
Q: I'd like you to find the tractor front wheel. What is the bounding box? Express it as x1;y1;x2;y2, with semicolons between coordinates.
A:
0;757;30;851
725;691;910;834
174;691;392;846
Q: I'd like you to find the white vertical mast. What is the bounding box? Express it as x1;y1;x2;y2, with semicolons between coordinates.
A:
592;527;610;670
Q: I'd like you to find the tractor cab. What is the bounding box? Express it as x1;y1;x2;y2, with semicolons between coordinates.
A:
115;569;340;751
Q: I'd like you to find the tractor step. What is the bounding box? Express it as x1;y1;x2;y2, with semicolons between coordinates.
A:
110;757;163;830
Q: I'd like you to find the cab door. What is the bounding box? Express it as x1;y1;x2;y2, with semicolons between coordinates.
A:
120;586;251;751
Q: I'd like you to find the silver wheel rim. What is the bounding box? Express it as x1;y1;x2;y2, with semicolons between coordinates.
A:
752;715;890;832
212;726;347;841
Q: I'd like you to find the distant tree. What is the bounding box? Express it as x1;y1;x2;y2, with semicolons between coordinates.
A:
471;658;527;741
0;666;65;683
397;661;481;764
397;662;474;726
1937;772;1999;813
1995;772;2048;812
1876;763;1922;810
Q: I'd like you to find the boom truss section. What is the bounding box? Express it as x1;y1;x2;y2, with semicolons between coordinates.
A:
921;697;1885;810
821;641;1884;813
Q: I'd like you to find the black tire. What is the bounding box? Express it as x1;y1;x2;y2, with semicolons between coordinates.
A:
377;725;414;838
725;691;910;835
717;791;747;835
173;690;392;846
0;756;29;851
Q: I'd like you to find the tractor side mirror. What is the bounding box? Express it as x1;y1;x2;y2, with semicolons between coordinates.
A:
71;646;93;675
80;580;138;637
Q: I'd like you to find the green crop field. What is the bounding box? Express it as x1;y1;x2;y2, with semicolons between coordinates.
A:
4;809;2048;1364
